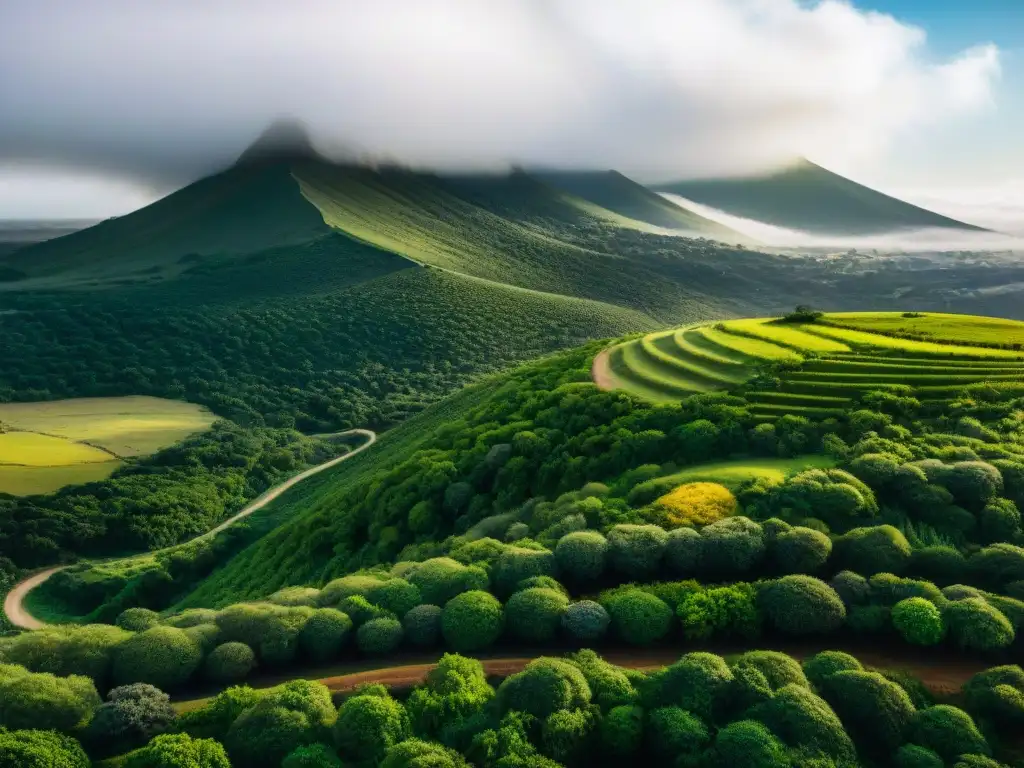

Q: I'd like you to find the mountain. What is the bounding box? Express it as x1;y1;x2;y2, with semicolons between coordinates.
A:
533;168;742;239
653;158;988;235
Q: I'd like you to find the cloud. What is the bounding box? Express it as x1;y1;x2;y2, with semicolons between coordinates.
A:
0;0;1002;191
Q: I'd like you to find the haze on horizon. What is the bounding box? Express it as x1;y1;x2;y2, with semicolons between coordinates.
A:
0;0;1021;233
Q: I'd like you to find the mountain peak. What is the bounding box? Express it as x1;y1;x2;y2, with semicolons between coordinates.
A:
236;118;318;165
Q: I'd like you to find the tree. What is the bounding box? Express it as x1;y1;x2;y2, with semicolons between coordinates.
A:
0;665;100;733
562;600;611;642
356;618;404;655
406;654;493;738
85;683;176;757
646;706;709;760
505;588;569;643
113;626;204;690
542;708;595;764
204;642;256;683
282;743;343;767
123;733;230;768
381;738;469;768
403;604;443;647
299;608;353;662
602;589;673;646
607;524;668;580
441;591;504;652
226;705;316;768
332;693;409;766
0;728;90;768
892;597;945;645
910;705;990;762
554;531;608;583
943;598;1015;652
497;658;591;718
760;576;846;635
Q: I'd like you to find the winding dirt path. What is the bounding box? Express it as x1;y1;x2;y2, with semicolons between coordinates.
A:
591;347;616;391
3;428;377;630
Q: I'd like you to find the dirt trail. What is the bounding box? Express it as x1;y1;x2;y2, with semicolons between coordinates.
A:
3;428;376;630
591;347;616;391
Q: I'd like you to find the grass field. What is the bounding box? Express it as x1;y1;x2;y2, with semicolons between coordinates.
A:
600;312;1024;418
0;396;216;495
824;311;1024;348
654;455;837;491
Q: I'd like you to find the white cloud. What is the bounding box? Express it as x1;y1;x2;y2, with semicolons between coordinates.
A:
0;0;1001;194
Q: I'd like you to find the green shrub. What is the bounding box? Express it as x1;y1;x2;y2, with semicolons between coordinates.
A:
943;598;1015;651
772;527;831;574
943;461;1003;510
505;588;569;643
699;516;766;578
893;744;944;768
869;573;946;606
116;608;161;632
319;574;390;607
405;654;493;738
336;596;389;627
750;684;856;762
299;608;353;662
112;626;203;690
542;708;595;764
406;558;489;606
0;728;90;768
847;603;892;634
729;664;773;712
184;624;221;654
909;546;967;586
282;743;343;767
969;543;1024;591
497;657;591;718
332;693;410;765
123;733;230;768
732;651;808;691
602;589;673;646
980;499;1021;544
664;527;703;576
646;706;710;760
84;683;175;757
953;756;1003;768
1;624;129;685
607;524;668;580
356;618;404;655
403;604;443;647
204;642;256;683
493;547;558;596
599;704;644;757
829;570;870;607
892;597;946;645
515;575;568;594
963;665;1024;729
0;665;101;733
569;650;636;709
910;705;990;761
711;719;789;768
214;603;313;665
366;579;423;617
835;525;911;575
821;670;916;756
677;583;760;641
268;587;322;607
225;704;317;768
802;651;862;692
441;591;504;652
648;652;733;720
554;531;608;582
561;600;610;642
261;680;335;728
381;738;468;768
759;575;846;635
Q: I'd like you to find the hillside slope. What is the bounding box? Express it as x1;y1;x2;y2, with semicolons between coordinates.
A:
653;158;987;235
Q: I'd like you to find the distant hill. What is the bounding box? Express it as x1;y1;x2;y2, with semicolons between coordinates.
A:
653;158;988;235
533;169;743;239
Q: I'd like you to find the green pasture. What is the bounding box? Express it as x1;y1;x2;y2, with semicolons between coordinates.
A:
654;454;837;491
824;311;1024;348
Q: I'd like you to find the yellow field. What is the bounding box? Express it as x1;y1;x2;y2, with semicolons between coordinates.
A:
803;323;1023;359
0;396;216;495
0;432;114;466
825;312;1024;348
724;318;850;353
0;396;216;457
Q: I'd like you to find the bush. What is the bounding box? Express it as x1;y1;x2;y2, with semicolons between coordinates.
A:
497;658;591;718
268;587;322;607
516;575;568;595
664;527;703;576
0;728;90;768
802;650;863;693
732;651;808;691
441;591;504;652
652;482;737;527
405;654;493;738
699;516;766;578
225;704;317;768
542;708;594;764
943;598;1015;651
214;603;313;665
493;548;558;597
562;600;611;642
122;733;231;768
835;525;911;575
602;589;673;646
599;704;644;757
319;574;390;607
381;738;468;768
772;527;831;574
970;543;1024;591
366;579;423;617
648;652;733;720
406;558;489;606
282;743;343;767
910;705;990;761
332;693;410;765
677;583;760;641
909;546;967;586
336;596;389;627
963;665;1024;729
822;670;916;756
980;499;1021;544
113;626;203;690
607;524;668;580
847;604;892;634
759;576;846;635
204;642;256;683
0;665;100;734
85;683;176;757
403;604;443;647
1;624;129;685
892;597;946;645
299;608;353;662
751;684;856;762
646;706;710;759
185;624;221;654
944;461;1003;510
356;618;404;655
711;719;789;768
554;531;608;583
894;744;944;768
829;570;870;607
505;588;569;643
568;650;636;709
116;608;161;632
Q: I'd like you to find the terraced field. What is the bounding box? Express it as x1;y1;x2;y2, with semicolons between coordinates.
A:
597;313;1024;418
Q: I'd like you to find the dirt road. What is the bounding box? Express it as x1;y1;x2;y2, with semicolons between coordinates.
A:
591;347;616;391
3;428;376;630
